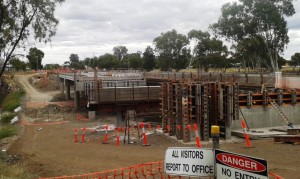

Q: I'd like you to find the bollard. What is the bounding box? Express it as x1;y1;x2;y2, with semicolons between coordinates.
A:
81;128;86;143
166;125;170;133
241;120;251;148
211;125;220;149
74;128;78;143
187;125;191;132
116;127;120;146
141;122;150;146
211;125;220;179
193;123;201;148
157;125;160;130
102;125;109;144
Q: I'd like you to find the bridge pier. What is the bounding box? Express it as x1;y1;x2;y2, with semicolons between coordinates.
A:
74;91;80;109
66;84;71;100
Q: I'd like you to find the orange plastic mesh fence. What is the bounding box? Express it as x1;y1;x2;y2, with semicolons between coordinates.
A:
39;161;182;179
39;161;284;179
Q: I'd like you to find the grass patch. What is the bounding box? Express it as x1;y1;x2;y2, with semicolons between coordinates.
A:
0;161;37;179
0;125;17;140
1;91;24;112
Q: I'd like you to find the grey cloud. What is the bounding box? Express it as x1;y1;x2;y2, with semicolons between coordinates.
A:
36;0;300;64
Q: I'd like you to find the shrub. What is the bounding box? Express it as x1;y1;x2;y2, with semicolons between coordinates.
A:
0;125;16;140
0;113;16;124
1;91;24;112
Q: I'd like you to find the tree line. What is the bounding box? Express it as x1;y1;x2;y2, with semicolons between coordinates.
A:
1;0;300;75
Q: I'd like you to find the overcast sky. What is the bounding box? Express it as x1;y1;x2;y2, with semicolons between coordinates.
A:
31;0;300;65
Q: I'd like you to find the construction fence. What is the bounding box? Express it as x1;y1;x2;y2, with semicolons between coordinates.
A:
39;161;283;179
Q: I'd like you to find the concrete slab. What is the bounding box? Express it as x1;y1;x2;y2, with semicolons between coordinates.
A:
231;125;300;139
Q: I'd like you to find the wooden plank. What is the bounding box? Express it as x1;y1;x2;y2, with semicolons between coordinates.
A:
274;135;300;143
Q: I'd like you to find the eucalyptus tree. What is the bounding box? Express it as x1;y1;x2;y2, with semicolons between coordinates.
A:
188;30;228;72
0;0;65;76
124;53;143;69
289;53;300;68
10;57;26;71
68;54;84;69
113;46;128;61
143;46;156;71
153;29;190;71
210;0;295;72
26;47;44;70
98;53;119;69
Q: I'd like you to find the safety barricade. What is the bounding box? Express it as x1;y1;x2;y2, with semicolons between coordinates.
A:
39;161;284;179
268;172;284;179
241;119;251;147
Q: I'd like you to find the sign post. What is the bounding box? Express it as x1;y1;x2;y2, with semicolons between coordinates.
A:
164;147;214;177
215;149;268;179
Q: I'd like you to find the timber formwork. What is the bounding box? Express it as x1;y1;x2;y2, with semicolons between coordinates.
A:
239;89;300;107
160;80;239;142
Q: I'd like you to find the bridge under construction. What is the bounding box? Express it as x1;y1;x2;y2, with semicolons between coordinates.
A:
58;70;300;143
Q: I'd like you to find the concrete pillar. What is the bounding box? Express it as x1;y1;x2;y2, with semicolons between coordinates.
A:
117;112;126;127
74;91;80;108
88;111;96;120
59;81;64;94
275;72;282;88
66;84;70;100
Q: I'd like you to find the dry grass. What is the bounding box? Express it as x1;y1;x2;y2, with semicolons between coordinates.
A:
0;161;37;179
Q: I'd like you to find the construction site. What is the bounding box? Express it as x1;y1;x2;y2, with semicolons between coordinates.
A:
3;70;300;178
58;70;300;142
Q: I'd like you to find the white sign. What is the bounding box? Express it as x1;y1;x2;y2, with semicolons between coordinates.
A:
215;149;268;179
164;147;214;177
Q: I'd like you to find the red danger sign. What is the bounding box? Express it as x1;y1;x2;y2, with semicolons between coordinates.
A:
216;153;266;172
215;149;268;179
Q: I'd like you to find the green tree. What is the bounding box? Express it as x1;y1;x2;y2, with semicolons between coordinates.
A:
0;0;65;76
143;46;156;71
153;29;190;71
26;47;44;70
289;53;300;67
113;46;128;61
188;30;210;67
125;53;143;69
210;0;295;72
10;57;26;71
67;54;84;69
44;64;61;70
83;57;98;69
98;53;119;69
188;30;228;72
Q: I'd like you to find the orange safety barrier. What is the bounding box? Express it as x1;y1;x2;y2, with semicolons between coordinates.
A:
102;125;109;144
116;127;121;146
39;161;177;179
193;123;201;148
141;122;150;146
241;119;251;148
269;172;284;179
81;128;86;143
39;161;285;179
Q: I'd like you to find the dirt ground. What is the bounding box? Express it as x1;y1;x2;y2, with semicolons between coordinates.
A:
7;73;300;178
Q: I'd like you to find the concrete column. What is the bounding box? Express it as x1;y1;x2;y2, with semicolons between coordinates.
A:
88;111;96;120
275;72;282;88
66;84;71;100
59;81;64;94
74;91;80;108
117;112;126;127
